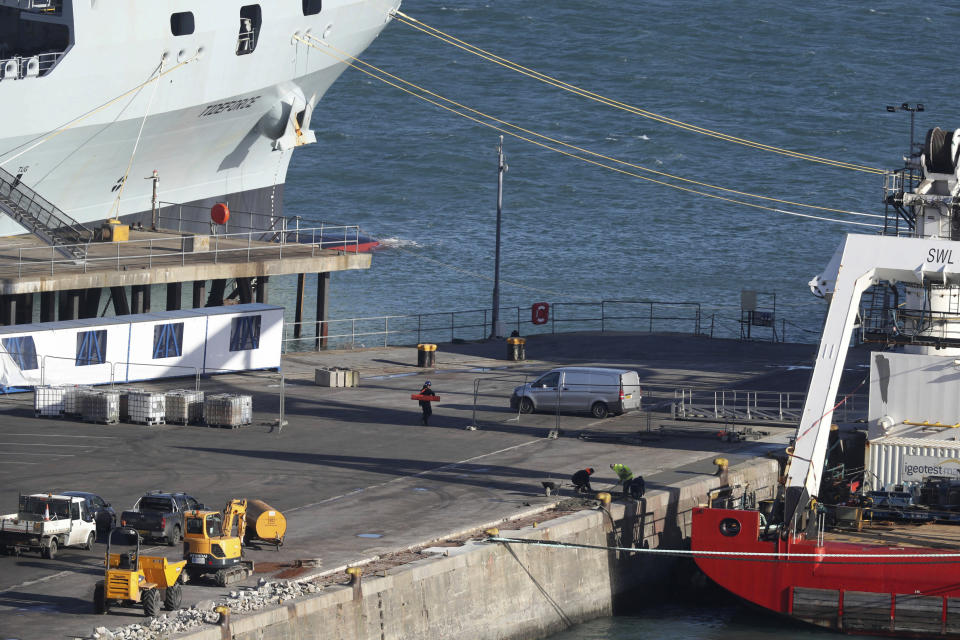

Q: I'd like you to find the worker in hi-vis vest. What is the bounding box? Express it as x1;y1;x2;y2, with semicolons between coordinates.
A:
610;463;644;499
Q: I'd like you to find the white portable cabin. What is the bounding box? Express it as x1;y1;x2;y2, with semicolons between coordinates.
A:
0;304;283;390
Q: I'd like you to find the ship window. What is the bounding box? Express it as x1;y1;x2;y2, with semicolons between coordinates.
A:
152;322;184;359
719;518;742;537
76;330;107;366
170;12;195;36
236;5;261;56
229;315;261;351
302;0;321;15
2;336;38;370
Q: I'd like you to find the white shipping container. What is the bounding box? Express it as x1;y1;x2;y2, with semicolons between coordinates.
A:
204;394;252;428
34;385;66;416
165;389;204;424
127;391;166;425
866;436;960;491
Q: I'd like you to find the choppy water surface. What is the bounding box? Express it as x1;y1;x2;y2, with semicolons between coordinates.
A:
273;0;960;345
286;2;952;635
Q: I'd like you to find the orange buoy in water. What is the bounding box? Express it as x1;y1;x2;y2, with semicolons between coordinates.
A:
211;203;230;225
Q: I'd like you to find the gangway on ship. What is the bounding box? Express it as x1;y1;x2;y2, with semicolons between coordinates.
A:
0;166;91;261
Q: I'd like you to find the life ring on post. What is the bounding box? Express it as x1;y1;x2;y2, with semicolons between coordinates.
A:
531;302;550;325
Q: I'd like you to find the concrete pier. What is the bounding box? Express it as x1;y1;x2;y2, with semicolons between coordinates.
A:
0;332;860;640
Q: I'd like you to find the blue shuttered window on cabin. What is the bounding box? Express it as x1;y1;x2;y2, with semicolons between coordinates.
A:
153;323;184;359
229;315;261;351
76;330;107;366
2;336;38;370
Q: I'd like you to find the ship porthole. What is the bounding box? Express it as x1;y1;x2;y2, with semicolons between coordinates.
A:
719;518;741;537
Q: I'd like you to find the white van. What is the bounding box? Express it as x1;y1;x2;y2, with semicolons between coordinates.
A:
510;367;641;418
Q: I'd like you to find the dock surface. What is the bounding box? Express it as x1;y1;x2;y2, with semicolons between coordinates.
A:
0;332;852;640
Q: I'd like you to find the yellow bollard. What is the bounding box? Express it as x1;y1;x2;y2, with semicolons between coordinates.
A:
596;492;612;506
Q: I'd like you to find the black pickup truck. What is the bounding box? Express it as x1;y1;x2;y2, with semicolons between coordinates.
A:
120;491;204;546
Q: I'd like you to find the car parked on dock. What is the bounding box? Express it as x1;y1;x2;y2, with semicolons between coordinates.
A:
62;491;116;536
510;367;642;418
121;491;204;546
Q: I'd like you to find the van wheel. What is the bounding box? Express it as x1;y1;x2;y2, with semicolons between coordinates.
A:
591;402;609;419
519;397;535;414
43;538;58;560
84;532;96;551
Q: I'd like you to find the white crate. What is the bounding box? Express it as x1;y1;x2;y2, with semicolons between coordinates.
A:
115;387;145;421
203;394;252;428
63;385;93;416
165;389;204;424
34;385;66;417
81;390;120;424
127;391;166;425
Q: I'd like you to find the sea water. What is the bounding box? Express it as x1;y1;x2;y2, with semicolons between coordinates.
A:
281;3;954;634
277;0;960;346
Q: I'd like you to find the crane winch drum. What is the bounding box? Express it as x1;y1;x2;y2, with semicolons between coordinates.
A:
244;499;286;549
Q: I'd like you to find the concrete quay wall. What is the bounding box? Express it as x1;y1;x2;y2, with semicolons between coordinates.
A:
178;458;779;640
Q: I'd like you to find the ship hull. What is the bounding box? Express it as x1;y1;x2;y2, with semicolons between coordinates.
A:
692;507;960;637
0;0;399;235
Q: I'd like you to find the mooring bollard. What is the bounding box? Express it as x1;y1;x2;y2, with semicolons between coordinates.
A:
417;343;436;367
506;336;526;361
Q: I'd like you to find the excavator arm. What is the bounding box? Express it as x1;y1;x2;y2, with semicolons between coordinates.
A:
221;499;247;541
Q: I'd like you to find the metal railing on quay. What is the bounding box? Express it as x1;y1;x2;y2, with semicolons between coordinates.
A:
0;225;362;276
673;388;868;425
281;300;710;352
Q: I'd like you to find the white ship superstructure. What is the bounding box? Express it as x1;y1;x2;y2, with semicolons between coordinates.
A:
0;0;399;235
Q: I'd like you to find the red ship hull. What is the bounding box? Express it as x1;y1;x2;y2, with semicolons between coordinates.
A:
691;507;960;637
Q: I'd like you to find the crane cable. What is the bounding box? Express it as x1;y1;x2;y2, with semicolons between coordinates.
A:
296;35;882;228
0;53;200;169
392;11;884;176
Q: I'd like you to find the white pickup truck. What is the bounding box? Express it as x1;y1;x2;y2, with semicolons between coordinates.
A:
0;493;98;559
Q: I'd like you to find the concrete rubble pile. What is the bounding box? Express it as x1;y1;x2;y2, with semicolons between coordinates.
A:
89;578;322;640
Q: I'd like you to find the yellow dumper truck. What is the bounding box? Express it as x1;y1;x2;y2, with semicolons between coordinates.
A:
94;527;186;616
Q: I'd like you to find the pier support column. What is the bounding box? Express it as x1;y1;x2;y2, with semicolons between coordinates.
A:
256;276;268;303
0;296;13;326
111;287;130;315
315;272;329;350
58;290;80;321
192;281;206;309
40;292;55;323
166;283;182;311
294;274;305;339
237;278;253;304
131;285;151;314
14;294;33;324
206;279;225;307
79;289;100;319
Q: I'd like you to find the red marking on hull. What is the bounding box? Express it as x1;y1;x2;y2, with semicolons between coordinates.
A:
324;241;379;253
691;507;960;634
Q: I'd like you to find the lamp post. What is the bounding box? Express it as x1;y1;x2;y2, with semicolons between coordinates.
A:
885;102;925;156
491;136;507;339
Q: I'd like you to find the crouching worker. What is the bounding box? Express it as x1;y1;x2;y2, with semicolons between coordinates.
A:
610;463;644;499
571;467;595;494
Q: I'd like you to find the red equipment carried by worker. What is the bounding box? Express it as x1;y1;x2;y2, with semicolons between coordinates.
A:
411;394;440;402
531;302;549;325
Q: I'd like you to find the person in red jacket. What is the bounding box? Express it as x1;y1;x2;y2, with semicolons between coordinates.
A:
418;380;437;425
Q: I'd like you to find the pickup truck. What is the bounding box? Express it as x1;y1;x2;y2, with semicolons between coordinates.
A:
120;491;203;546
0;493;98;559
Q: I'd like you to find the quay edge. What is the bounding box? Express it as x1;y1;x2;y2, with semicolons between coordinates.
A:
175;458;780;640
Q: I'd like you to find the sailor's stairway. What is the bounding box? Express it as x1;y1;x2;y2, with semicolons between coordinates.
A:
0;166;91;261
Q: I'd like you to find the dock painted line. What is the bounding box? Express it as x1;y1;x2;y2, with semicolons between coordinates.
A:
6;433;119;439
0;570;72;594
286;439;543;514
0;442;99;448
0;452;74;457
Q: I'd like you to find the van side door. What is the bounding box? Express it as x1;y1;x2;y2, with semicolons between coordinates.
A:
561;370;591;411
529;371;561;411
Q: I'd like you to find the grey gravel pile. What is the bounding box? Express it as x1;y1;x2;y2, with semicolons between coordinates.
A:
89;578;323;640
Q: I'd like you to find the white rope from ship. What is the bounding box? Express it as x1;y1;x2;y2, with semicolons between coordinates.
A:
0;53;199;169
487;535;960;564
392;11;884;176
295;35;882;230
108;55;165;219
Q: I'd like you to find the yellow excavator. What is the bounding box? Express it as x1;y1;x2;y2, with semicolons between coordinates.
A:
182;499;254;586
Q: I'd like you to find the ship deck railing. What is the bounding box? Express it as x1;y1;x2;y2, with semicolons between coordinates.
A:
0;51;67;79
0;225;364;277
